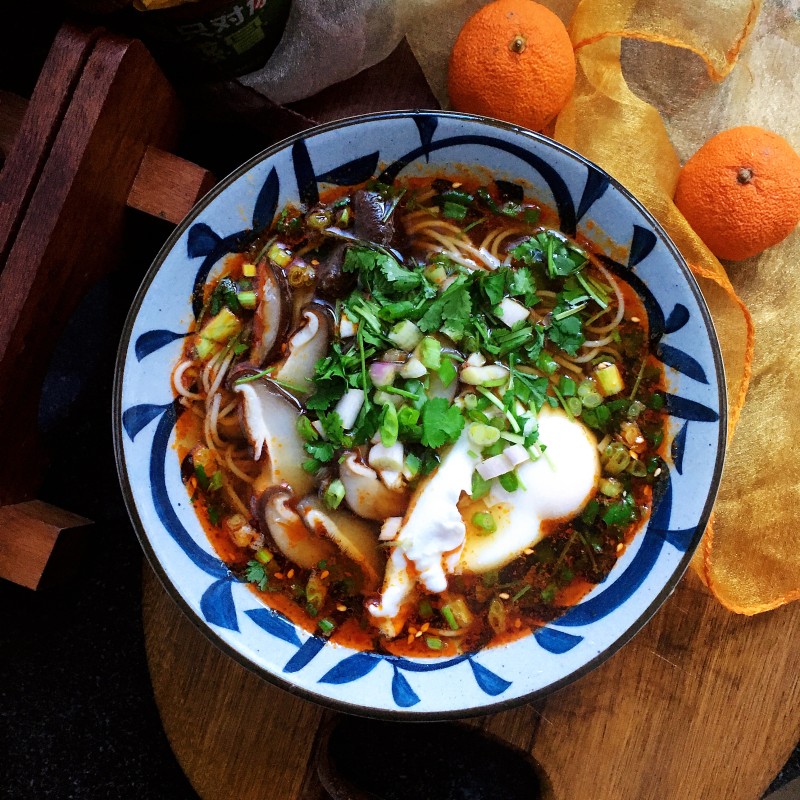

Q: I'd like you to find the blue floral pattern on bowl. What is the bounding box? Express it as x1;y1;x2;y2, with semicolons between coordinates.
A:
114;111;726;718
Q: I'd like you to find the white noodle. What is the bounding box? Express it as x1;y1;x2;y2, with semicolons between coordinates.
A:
173;360;203;400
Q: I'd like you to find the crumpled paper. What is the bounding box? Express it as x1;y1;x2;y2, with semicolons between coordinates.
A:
237;0;408;104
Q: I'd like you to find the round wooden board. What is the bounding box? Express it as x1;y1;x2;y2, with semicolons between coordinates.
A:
143;564;800;800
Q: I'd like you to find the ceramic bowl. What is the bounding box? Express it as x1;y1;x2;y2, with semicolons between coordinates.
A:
114;111;726;718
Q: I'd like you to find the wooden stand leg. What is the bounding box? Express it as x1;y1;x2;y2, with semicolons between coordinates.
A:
0;500;92;590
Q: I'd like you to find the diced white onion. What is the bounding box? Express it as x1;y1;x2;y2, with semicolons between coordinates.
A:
466;352;486;367
369;441;404;472
497;297;530;327
339;312;358;338
399;356;428;379
335;388;365;430
503;444;530;467
369;361;397;387
460;364;509;386
476;453;515;480
311;420;326;439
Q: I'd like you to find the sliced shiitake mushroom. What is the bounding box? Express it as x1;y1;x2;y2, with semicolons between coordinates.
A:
256;485;335;570
271;304;332;397
339;452;409;521
250;260;291;366
233;377;314;497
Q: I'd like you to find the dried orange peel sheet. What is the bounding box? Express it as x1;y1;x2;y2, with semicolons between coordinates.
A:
554;0;800;613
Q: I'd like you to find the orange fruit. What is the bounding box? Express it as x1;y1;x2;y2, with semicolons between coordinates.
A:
674;126;800;261
448;0;575;133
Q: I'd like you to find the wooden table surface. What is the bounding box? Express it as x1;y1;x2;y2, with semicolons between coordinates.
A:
139;38;800;800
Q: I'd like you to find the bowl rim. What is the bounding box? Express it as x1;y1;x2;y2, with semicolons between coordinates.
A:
113;108;727;720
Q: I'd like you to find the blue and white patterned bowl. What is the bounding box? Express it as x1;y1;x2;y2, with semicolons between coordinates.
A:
113;111;726;718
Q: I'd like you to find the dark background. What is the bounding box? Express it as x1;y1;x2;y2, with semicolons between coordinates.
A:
1;4;798;798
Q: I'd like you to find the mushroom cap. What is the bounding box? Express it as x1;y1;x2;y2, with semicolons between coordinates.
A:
257;485;335;570
296;496;384;591
271;304;332;397
250;260;292;366
339;452;409;521
234;378;314;497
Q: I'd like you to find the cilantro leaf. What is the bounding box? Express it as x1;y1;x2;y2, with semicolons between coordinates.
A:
304;440;335;463
245;560;270;591
509;231;587;278
509;267;538;306
418;276;472;341
513;371;549;411
602;493;637;527
306;378;346;411
318;412;349;447
343;247;421;293
547;310;584;355
421;397;465;448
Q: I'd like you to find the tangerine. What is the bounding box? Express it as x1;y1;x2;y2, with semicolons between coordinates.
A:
448;0;575;133
674;126;800;261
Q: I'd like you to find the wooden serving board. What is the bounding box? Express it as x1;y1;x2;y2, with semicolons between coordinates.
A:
143;564;800;800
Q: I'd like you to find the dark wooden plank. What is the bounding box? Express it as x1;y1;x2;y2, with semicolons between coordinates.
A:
0;24;99;266
0;90;29;160
0;33;180;505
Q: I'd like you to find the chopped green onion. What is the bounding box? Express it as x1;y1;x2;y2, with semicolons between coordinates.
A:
419;337;442;370
472;511;497;534
268;243;292;268
471;471;491;500
237;291;257;309
468;423;500;448
323;479;346;509
566;397;583;417
424;264;447;284
379;403;399;447
599;477;623;497
595;362;624;396
602;442;631;475
488;598;506;634
318;618;336;635
255;548;273;564
441;605;459;630
627;458;648;477
498;471;519;493
512;584;531;602
425;636;444;650
627;400;646;419
581;391;603;409
449;598;474;627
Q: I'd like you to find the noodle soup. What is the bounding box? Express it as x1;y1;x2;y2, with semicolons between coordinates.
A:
173;177;667;657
